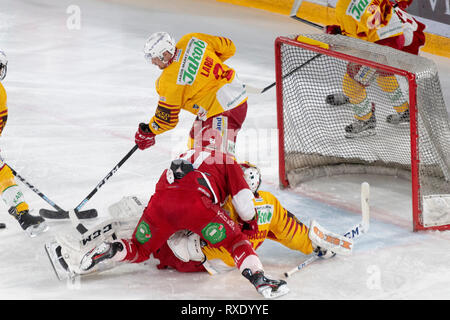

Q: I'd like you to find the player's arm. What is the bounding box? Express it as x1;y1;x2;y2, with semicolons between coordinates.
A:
194;33;236;62
225;157;256;222
148;77;182;135
392;0;413;9
135;80;182;150
332;1;396;41
147;100;181;135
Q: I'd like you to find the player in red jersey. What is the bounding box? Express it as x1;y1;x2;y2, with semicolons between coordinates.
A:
78;148;289;299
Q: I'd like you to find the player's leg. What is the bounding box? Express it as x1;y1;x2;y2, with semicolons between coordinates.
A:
0;162;47;236
342;66;377;138
376;73;410;124
80;194;175;272
188;196;288;298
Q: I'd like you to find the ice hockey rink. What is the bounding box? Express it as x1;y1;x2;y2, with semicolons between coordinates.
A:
0;0;449;301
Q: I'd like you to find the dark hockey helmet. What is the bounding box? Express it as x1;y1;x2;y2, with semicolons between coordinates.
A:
170;159;194;180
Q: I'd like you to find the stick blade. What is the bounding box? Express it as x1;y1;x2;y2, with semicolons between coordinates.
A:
39;208;98;219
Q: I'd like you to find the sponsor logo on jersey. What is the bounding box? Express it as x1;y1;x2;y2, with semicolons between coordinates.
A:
202;222;226;244
213;116;226;135
346;0;370;22
177;37;207;85
155;105;171;122
135;221;152;244
256;204;273;225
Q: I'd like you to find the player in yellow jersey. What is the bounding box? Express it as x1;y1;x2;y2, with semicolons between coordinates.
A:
153;162;334;274
0;51;48;237
324;0;425;138
134;32;248;156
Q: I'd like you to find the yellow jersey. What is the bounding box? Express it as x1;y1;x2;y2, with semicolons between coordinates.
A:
0;82;7;134
202;190;313;270
148;33;248;135
336;0;410;42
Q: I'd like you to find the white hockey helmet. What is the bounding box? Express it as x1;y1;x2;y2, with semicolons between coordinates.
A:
240;162;262;194
143;32;176;62
0;51;7;81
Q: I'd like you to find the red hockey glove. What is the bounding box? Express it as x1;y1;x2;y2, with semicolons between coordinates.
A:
324;25;342;35
393;0;413;10
135;123;156;150
241;211;259;239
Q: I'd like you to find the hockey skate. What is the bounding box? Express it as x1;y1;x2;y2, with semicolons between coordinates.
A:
242;268;289;299
326;93;350;106
386;109;409;125
9;207;48;237
344;113;376;139
80;241;124;272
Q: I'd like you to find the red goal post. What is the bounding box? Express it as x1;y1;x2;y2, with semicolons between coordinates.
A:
275;34;450;232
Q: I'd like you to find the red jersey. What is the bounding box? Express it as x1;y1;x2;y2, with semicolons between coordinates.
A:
155;148;256;221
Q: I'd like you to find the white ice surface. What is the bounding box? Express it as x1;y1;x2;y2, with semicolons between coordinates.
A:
0;0;449;300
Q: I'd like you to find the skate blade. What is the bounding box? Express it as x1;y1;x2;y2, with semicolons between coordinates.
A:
345;129;376;139
258;284;290;299
44;241;75;281
26;221;49;238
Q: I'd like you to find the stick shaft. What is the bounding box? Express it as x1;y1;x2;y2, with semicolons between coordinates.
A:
290;15;324;30
74;144;139;212
8;164;65;212
256;53;321;94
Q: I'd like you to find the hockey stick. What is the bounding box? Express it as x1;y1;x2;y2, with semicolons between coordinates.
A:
284;182;370;277
7;164;98;219
245;53;322;95
289;0;324;30
60;144;139;234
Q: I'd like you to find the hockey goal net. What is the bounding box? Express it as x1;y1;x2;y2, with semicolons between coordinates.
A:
275;34;450;232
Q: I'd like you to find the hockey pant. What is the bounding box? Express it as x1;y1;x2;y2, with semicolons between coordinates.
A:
188;101;247;157
342;22;425;121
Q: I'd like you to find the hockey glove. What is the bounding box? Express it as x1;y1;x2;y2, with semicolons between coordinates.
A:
324;25;342;35
312;244;336;259
135;122;156;150
241;211;259;239
393;0;413;10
